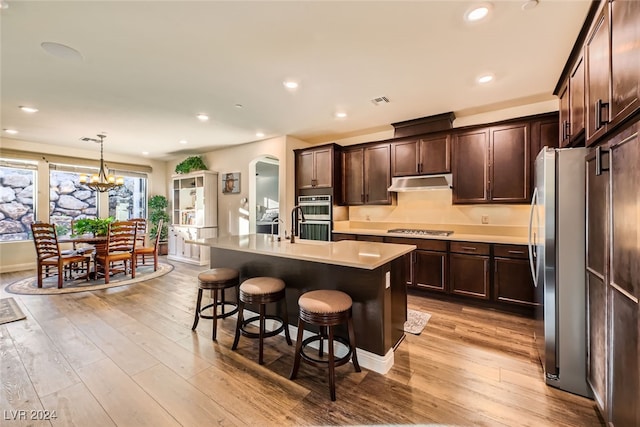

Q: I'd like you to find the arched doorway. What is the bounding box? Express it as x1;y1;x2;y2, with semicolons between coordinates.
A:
249;156;279;235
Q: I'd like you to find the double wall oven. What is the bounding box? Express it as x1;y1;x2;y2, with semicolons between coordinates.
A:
297;195;332;241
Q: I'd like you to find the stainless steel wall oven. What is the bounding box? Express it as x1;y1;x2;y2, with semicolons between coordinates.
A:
297;195;331;241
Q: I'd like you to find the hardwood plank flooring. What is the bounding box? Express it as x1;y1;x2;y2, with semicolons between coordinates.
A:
0;260;604;426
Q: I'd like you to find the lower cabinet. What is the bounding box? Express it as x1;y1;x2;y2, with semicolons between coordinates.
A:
493;244;536;306
168;226;217;265
449;241;491;300
334;233;536;312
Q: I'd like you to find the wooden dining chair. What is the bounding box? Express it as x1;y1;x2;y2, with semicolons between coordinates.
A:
131;218;147;247
94;220;137;284
30;222;90;288
134;218;163;271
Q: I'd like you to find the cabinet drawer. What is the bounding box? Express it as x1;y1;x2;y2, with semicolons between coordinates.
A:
385;236;447;252
450;241;490;255
493;244;528;259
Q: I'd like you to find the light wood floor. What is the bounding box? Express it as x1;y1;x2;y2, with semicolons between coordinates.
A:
1;259;603;426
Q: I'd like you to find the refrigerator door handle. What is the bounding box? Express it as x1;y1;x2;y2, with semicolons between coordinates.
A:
528;187;538;286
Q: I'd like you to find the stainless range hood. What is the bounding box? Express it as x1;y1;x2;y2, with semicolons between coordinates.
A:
387;174;452;192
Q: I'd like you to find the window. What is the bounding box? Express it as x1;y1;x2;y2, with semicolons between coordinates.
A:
0;160;37;241
49;168;98;237
108;172;147;220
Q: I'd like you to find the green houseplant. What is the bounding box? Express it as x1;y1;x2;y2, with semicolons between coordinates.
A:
148;195;170;255
174;155;208;174
72;217;115;237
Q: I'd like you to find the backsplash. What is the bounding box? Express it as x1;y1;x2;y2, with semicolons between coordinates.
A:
346;190;531;227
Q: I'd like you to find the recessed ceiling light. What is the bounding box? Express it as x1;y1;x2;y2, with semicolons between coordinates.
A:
3;129;18;134
142;151;149;156
465;3;492;22
179;139;188;144
41;42;83;61
335;112;347;119
283;80;299;90
19;106;39;113
235;104;243;109
256;132;265;138
522;0;539;10
477;73;495;84
196;113;209;121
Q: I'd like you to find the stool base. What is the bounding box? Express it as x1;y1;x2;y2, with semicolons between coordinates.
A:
192;288;239;341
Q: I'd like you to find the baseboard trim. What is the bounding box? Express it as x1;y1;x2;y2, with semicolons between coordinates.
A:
0;262;36;274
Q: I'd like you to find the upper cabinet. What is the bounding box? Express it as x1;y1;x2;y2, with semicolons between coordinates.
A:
342;143;392;205
390;134;451;177
452;128;489;203
585;0;640;146
559;54;586;148
171;170;218;227
609;0;640;129
585;2;611;145
452;119;534;204
296;145;333;189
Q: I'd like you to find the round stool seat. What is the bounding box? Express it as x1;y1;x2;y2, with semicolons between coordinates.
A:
192;267;240;341
198;268;239;288
232;276;292;364
240;277;285;295
298;290;352;314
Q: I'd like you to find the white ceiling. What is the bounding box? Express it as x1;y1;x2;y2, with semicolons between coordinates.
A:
1;0;591;160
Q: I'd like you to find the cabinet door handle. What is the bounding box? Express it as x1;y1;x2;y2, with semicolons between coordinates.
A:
418;162;422;173
595;99;609;130
595;146;609;176
461;246;477;251
508;250;525;255
564;121;571;140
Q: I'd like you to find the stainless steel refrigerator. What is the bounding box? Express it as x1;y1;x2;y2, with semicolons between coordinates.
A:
528;147;590;397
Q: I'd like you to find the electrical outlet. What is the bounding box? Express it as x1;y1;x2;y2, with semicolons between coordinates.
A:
481;215;489;224
385;271;391;289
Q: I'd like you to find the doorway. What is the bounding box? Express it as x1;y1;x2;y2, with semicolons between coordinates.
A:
249;156;280;235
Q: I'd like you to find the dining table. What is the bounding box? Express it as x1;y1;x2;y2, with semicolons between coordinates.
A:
58;235;108;280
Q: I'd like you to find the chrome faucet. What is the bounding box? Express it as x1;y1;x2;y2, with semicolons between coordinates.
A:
270;218;284;241
290;205;306;243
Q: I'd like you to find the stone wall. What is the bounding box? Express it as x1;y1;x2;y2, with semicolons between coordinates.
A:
0;168;35;241
49;171;99;235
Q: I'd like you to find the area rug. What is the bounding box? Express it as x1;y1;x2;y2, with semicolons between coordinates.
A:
4;263;173;295
0;297;27;324
404;308;432;335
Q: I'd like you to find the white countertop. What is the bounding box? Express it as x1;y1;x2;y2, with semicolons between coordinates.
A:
193;234;416;270
334;228;529;245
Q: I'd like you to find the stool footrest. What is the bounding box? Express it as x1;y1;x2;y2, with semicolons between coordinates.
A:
198;302;239;320
299;335;353;368
239;315;287;339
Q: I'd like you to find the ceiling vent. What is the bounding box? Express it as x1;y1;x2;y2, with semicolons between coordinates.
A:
371;96;390;106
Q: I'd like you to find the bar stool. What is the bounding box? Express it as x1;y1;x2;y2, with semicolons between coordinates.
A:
191;268;240;340
232;277;292;364
289;289;361;401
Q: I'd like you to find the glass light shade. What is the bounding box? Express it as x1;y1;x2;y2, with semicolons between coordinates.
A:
115;176;125;185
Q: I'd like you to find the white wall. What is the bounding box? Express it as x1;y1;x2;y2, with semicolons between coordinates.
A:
0;137;166;272
166;135;310;238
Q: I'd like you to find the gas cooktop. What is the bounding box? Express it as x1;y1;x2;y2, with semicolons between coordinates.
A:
387;228;454;236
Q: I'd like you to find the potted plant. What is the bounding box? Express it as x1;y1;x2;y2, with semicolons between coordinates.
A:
174;155;208;174
148;195;170;255
72;217;115;237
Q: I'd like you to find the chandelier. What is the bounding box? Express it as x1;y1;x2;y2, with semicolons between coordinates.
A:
78;134;124;192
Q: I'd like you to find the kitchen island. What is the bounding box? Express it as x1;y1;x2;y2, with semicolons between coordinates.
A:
194;234;416;373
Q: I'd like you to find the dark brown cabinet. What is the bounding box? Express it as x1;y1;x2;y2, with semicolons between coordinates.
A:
609;0;640;130
608;124;640;427
449;242;490;300
585;2;610;145
493;244;536;307
585;147;609;413
386;237;447;292
452;129;489;203
585;121;639;427
560;55;586;147
390;134;450;176
453;122;530;204
295;145;335;190
341;143;392;205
